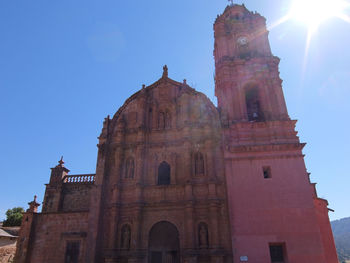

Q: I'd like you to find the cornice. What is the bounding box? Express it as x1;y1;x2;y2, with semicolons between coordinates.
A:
227;143;305;153
215;55;280;69
109;135;222;150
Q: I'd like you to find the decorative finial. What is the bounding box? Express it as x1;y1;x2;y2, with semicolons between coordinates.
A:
58;156;64;166
228;0;234;6
183;79;187;85
142;84;146;89
162;65;168;78
27;195;40;212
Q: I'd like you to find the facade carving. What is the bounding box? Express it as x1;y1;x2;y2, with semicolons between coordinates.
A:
15;4;338;263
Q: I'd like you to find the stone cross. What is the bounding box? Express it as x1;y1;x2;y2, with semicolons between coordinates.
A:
162;65;168;78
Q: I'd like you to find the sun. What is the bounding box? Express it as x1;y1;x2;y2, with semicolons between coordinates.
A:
269;0;350;33
289;0;350;32
268;0;350;65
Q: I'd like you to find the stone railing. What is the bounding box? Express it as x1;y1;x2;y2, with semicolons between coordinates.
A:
63;174;95;184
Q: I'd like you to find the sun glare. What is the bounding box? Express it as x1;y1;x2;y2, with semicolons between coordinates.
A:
290;0;349;32
268;0;350;70
266;0;350;82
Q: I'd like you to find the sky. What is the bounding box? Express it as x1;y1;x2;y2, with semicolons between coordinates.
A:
0;0;349;221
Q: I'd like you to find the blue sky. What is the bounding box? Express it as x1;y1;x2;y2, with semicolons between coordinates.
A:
0;0;349;221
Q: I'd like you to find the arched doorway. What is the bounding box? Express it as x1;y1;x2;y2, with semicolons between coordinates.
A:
148;221;180;263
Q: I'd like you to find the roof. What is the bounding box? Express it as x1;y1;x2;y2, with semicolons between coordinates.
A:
0;228;17;238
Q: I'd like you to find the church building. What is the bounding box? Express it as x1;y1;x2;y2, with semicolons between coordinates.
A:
15;4;338;263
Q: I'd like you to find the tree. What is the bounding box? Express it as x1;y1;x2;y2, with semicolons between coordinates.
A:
2;207;24;227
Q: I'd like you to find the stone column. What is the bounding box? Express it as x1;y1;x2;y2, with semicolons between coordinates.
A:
110;147;124;186
85;141;108;262
185;201;195;248
209;202;220;248
133;206;143;249
171;153;177;184
108;205;120;249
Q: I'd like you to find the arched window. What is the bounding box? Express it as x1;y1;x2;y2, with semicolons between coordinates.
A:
235;13;242;20
158;112;165;129
245;86;264;121
158;161;171;185
121;224;131;249
165;111;171;129
198;222;209;248
195;152;205;175
125;157;134;179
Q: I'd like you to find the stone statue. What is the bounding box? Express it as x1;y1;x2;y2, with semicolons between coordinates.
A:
126;158;134;178
121;225;131;249
158;112;165;130
162;65;168;78
199;224;208;248
165;111;171;129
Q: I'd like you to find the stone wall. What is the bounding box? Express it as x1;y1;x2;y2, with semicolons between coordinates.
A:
27;212;89;263
61;183;93;212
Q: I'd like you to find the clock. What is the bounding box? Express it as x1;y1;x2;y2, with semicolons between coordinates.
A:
237;36;248;46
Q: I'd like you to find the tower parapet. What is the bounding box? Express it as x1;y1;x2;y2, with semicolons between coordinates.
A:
214;4;272;63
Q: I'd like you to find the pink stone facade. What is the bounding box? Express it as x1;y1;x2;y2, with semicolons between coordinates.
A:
15;4;338;263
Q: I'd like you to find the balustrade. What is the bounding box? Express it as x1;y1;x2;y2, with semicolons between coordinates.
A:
63;174;95;184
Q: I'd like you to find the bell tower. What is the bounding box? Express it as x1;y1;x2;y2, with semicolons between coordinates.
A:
215;4;339;263
214;4;289;122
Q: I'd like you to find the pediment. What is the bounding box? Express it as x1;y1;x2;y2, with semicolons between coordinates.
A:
108;67;219;136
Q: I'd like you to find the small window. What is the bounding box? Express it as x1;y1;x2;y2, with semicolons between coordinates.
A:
158;161;171;185
195;152;205;175
269;244;285;263
263;166;271;179
65;241;80;263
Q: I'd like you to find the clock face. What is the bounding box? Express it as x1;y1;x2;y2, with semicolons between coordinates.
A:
237;37;248;46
